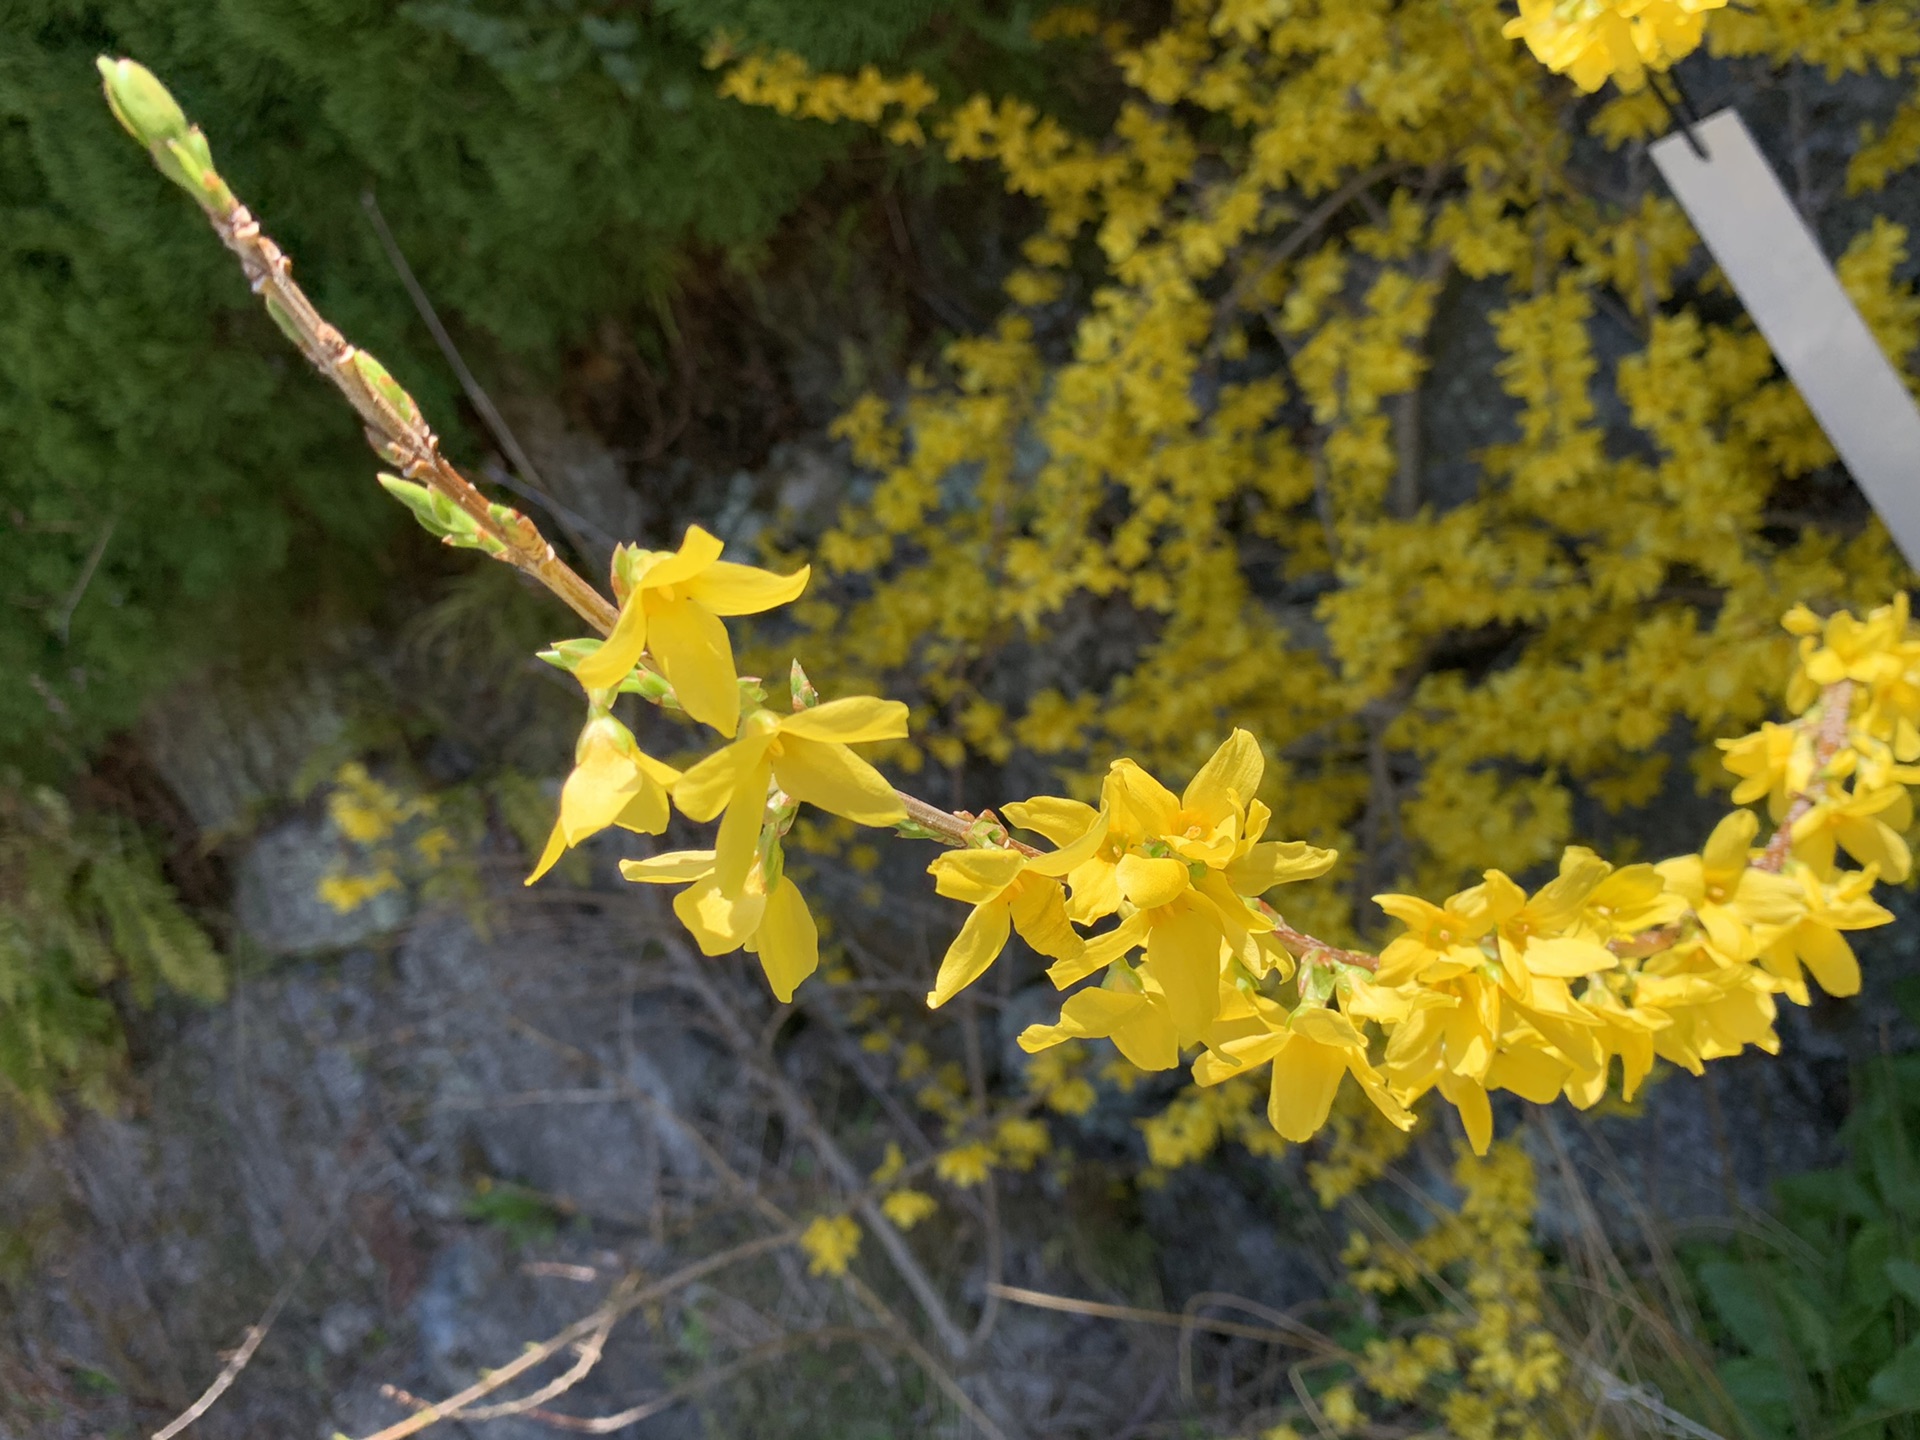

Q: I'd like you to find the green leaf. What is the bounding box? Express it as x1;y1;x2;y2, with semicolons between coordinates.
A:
1698;1260;1794;1364
1716;1356;1794;1439
1869;1338;1920;1410
1888;1258;1920;1308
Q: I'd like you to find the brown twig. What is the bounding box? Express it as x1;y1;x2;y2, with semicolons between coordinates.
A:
988;1284;1347;1357
354;1234;795;1440
150;1271;295;1440
666;946;977;1361
1260;906;1380;973
1755;680;1855;873
512;1326;892;1432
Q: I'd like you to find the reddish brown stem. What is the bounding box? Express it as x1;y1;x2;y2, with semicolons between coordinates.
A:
1755;680;1855;873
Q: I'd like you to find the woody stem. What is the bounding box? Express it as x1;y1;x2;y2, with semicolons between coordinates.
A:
1754;680;1855;874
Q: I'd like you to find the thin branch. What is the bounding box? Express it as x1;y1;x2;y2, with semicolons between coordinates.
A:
516;1326;892;1433
1756;680;1854;873
150;1251;307;1440
354;1234;796;1440
666;946;976;1361
54;517;116;646
361;190;615;561
988;1284;1346;1357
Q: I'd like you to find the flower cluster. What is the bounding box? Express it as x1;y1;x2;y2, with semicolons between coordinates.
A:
907;602;1910;1154
534;525;907;1002
1503;0;1730;92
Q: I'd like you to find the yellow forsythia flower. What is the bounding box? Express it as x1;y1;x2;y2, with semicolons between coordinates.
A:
1504;0;1730;93
673;697;908;902
935;1142;994;1188
880;1188;938;1230
573;525;809;736
620;849;819;1001
526;714;680;884
799;1214;861;1276
923;812;1108;1008
1195;1002;1413;1144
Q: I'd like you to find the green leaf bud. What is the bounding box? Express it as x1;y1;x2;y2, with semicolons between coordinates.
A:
348;351;422;429
377;473;444;531
262;295;307;351
626;667;680;707
790;659;820;710
537;639;603;672
610;542;646;601
96;58;190;149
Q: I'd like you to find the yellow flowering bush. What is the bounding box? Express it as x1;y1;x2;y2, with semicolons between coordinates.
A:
86;28;1920;1431
94;14;1920;1169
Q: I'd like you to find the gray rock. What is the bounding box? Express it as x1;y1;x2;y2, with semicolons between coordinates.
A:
233;815;411;957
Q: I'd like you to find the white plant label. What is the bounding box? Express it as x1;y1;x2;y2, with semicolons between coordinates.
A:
1653;108;1920;569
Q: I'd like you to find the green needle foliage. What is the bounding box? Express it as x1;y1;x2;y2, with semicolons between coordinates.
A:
0;0;966;775
0;785;223;1123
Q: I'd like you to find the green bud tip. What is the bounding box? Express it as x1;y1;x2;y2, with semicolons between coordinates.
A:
349;351;421;427
96;58;190;148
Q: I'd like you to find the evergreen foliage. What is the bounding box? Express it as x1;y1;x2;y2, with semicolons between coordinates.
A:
0;784;223;1123
0;0;933;773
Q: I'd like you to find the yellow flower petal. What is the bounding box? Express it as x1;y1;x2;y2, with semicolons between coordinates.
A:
674;727;777;820
1144;900;1221;1038
1226;839;1338;894
1702;808;1761;875
649;595;740;737
778;695;910;745
1265;1032;1346;1143
929;848;1025;904
643;524;727;590
1024;809;1110;879
1004;795;1101;846
1017;985;1145;1051
773;736;905;826
612;779;670;835
1110;989;1180;1072
1116;852;1190;909
1105;759;1180;837
713;761;774;895
1182;728;1262;821
1047;910;1150;987
686;558;810;615
754;876;819;1002
1438;1070;1492;1155
1065;855;1124;925
563;726;646;833
673;876;764;956
1520;935;1619;978
525;818;571;886
620;850;718;883
1795;923;1862;998
927;897;1013;1009
1008;876;1083;962
572;596;649;694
